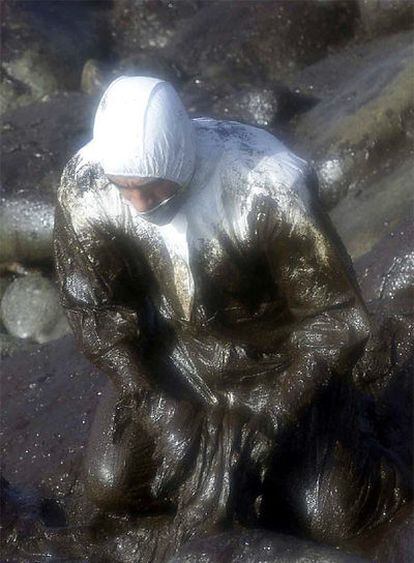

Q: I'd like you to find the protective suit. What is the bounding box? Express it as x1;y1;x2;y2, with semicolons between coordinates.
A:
54;77;409;561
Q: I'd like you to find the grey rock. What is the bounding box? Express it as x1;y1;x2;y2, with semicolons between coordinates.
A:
168;1;358;85
1;274;70;344
0;277;12;302
291;31;413;209
355;217;414;305
330;160;413;260
80;58;107;97
1;50;60;115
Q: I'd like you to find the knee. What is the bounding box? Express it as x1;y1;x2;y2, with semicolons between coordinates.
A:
283;445;363;543
85;463;127;512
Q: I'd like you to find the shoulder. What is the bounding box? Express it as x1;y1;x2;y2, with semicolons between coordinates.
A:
58;142;108;209
216;121;315;208
57;143;120;233
193;118;284;165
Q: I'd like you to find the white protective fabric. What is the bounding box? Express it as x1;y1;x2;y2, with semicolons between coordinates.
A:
92;76;196;187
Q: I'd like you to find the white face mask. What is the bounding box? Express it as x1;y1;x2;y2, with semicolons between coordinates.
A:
136;185;187;226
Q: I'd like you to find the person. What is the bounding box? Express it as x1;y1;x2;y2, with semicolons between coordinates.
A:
54;76;410;561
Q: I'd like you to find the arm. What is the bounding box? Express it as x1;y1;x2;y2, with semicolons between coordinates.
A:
244;165;370;433
54;163;152;399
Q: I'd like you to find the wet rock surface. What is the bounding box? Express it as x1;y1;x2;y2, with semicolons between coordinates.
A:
291;31;413;209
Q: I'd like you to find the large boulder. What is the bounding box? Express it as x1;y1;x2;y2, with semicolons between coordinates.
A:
290;31;413;209
110;1;358;97
0;92;96;264
330;161;412;260
166;1;358;85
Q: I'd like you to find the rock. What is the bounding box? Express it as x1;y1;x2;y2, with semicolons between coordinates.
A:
171;529;365;562
0;276;12;301
0;92;95;264
168;1;358;85
1;274;71;344
110;1;358;96
1;54;59;116
357;0;414;38
1;0;110;113
329;161;412;260
291;31;413;209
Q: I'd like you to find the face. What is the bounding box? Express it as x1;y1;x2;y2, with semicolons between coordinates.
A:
108;175;180;213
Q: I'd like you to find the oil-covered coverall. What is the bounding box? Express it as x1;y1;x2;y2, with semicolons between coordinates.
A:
54;77;408;560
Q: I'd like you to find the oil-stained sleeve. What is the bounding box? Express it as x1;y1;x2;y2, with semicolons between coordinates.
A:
54;163;152;396
252;165;371;432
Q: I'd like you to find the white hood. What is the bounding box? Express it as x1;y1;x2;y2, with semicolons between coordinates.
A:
92;76;196;188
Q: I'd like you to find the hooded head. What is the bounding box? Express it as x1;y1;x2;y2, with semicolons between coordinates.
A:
92;76;196;223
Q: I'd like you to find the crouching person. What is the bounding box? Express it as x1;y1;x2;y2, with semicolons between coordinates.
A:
54;77;411;561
